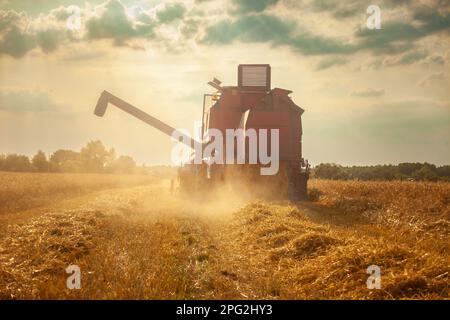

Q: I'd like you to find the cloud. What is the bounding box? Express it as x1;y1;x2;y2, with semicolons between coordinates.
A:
383;50;429;66
316;57;348;70
232;0;279;14
383;51;448;67
86;0;154;42
36;29;67;53
0;11;36;58
368;50;447;69
310;0;364;19
0;6;78;57
1;0;449;62
0;0;198;58
62;49;107;61
0;0;104;16
382;0;413;8
355;10;450;55
413;8;450;34
0;90;62;113
421;54;446;66
203;1;450;57
203;14;294;45
392;50;428;65
203;14;355;55
351;88;385;97
180;17;200;38
156;2;186;23
0;1;353;58
290;32;355;55
418;72;445;87
310;0;416;19
0;0;175;58
355;21;422;55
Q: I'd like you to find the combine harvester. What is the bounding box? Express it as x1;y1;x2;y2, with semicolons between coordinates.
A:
94;64;309;200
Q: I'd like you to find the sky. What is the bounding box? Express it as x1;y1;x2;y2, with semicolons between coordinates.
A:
0;0;449;166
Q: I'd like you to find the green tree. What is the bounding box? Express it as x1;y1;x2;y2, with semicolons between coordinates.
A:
80;140;110;172
3;154;32;172
313;162;445;182
32;150;49;172
437;165;450;180
412;165;439;182
0;154;5;170
105;147;117;169
314;163;346;180
398;163;423;176
49;149;80;172
110;155;136;174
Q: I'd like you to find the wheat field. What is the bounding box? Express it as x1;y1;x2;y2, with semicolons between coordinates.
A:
0;173;448;299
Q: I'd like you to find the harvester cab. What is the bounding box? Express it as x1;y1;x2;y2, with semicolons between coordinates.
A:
94;64;309;200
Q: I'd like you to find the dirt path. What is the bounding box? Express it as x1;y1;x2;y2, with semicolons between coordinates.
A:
0;182;448;299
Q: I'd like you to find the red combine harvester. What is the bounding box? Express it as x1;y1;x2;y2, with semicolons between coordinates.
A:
94;64;309;200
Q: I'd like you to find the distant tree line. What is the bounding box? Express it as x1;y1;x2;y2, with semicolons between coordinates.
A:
313;163;450;182
0;140;137;174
